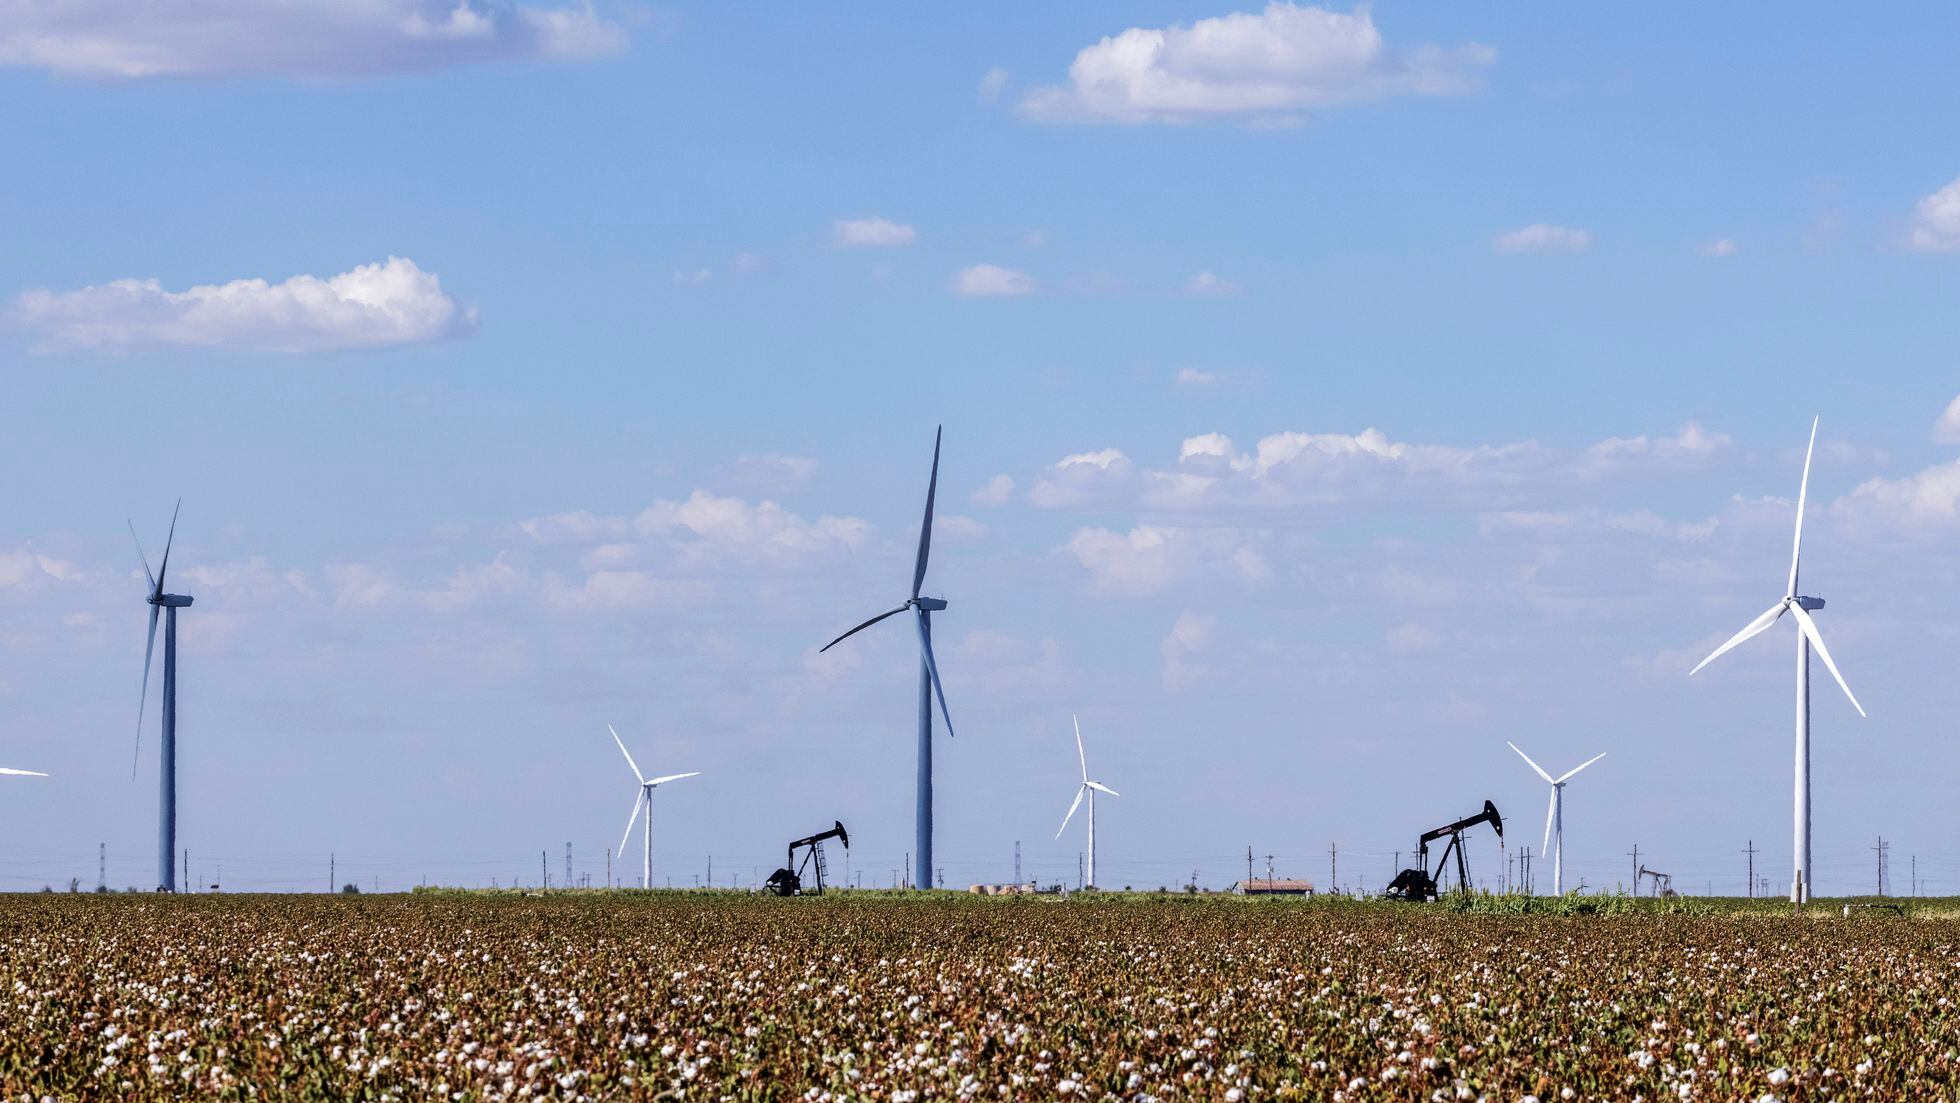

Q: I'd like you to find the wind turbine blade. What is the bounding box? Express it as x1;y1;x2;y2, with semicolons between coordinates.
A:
1689;600;1787;676
646;771;700;787
914;608;954;738
0;767;47;777
128;520;156;593
1055;786;1085;839
819;604;909;653
1542;788;1557;857
155;498;181;596
617;790;644;860
911;426;941;600
1507;741;1553;784
1073;714;1087;782
1085;780;1119;796
133;602;159;780
1555;752;1607;784
608;724;644;783
1788;602;1867;718
1788;417;1817;599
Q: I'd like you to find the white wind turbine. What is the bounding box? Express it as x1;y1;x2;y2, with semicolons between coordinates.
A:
609;725;698;890
1055;715;1119;889
1507;742;1604;896
1690;416;1864;904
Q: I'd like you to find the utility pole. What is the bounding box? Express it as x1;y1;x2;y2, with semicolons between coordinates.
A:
182;848;188;893
904;853;911;890
1329;843;1337;894
606;848;612;889
1522;847;1531;895
708;855;713;889
1393;851;1401;887
937;867;944;888
1247;846;1254;888
1745;840;1757;899
1912;854;1918;897
1014;840;1021;885
1628;844;1640;893
1873;837;1887;896
330;853;335;894
97;843;105;892
1078;853;1085;891
565;843;572;889
541;850;548;890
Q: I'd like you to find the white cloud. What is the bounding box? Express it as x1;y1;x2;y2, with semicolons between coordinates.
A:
1066;525;1269;594
978;66;1011;104
0;0;619;78
0;550;81;589
952;264;1035;297
8;256;473;354
671;268;711;285
1174;368;1236;389
0;0;625;79
1698;238;1738;258
833;217;916;247
1160;611;1214;688
1024;424;1733;516
971;474;1015;507
1937;395;1960;444
1019;2;1492;126
723;454;820;496
1836;460;1960;528
1185;270;1242;296
1907;175;1960;252
1493;224;1592;253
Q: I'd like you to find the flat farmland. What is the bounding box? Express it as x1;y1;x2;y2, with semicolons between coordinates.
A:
0;893;1953;1100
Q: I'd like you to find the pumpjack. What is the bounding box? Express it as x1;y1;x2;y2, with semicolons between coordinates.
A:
1385;800;1503;901
765;821;849;896
1637;865;1678;898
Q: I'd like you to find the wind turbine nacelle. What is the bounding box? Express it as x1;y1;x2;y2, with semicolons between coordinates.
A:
915;597;948;611
150;594;195;608
1794;596;1825;611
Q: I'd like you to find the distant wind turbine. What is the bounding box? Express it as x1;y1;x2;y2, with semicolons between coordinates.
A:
819;427;956;889
1055;716;1118;889
130;500;191;893
1507;742;1603;896
1690;416;1864;904
609;725;698;890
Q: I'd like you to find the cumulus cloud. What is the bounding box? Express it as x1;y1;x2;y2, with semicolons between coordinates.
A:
1939;395;1960;445
833;217;916;247
1068;526;1268;594
971;474;1015;507
0;0;624;79
1836;460;1960;528
1174;368;1232;388
952;264;1035;297
1907;175;1960;252
1493;224;1592;253
1160;611;1214;688
1185;271;1242;296
1025;424;1733;516
1019;2;1492;126
7;256;474;354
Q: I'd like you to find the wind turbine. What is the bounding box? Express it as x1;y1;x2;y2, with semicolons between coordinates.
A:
609;725;697;890
1055;715;1119;889
131;501;191;893
819;426;956;889
1690;416;1864;904
1507;742;1603;896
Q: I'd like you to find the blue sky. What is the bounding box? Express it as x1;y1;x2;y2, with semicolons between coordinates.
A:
2;2;1959;895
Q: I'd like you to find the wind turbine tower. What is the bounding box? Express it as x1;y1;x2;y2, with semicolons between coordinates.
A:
1506;742;1604;896
1054;716;1119;888
609;725;698;889
820;427;957;889
1690;417;1865;904
131;501;191;893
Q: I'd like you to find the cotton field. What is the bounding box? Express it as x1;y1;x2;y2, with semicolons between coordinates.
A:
0;894;1952;1100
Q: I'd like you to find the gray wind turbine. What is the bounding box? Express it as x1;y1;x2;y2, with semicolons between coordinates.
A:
609;725;698;890
1055;715;1118;890
131;500;191;893
819;426;956;889
1689;416;1864;904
